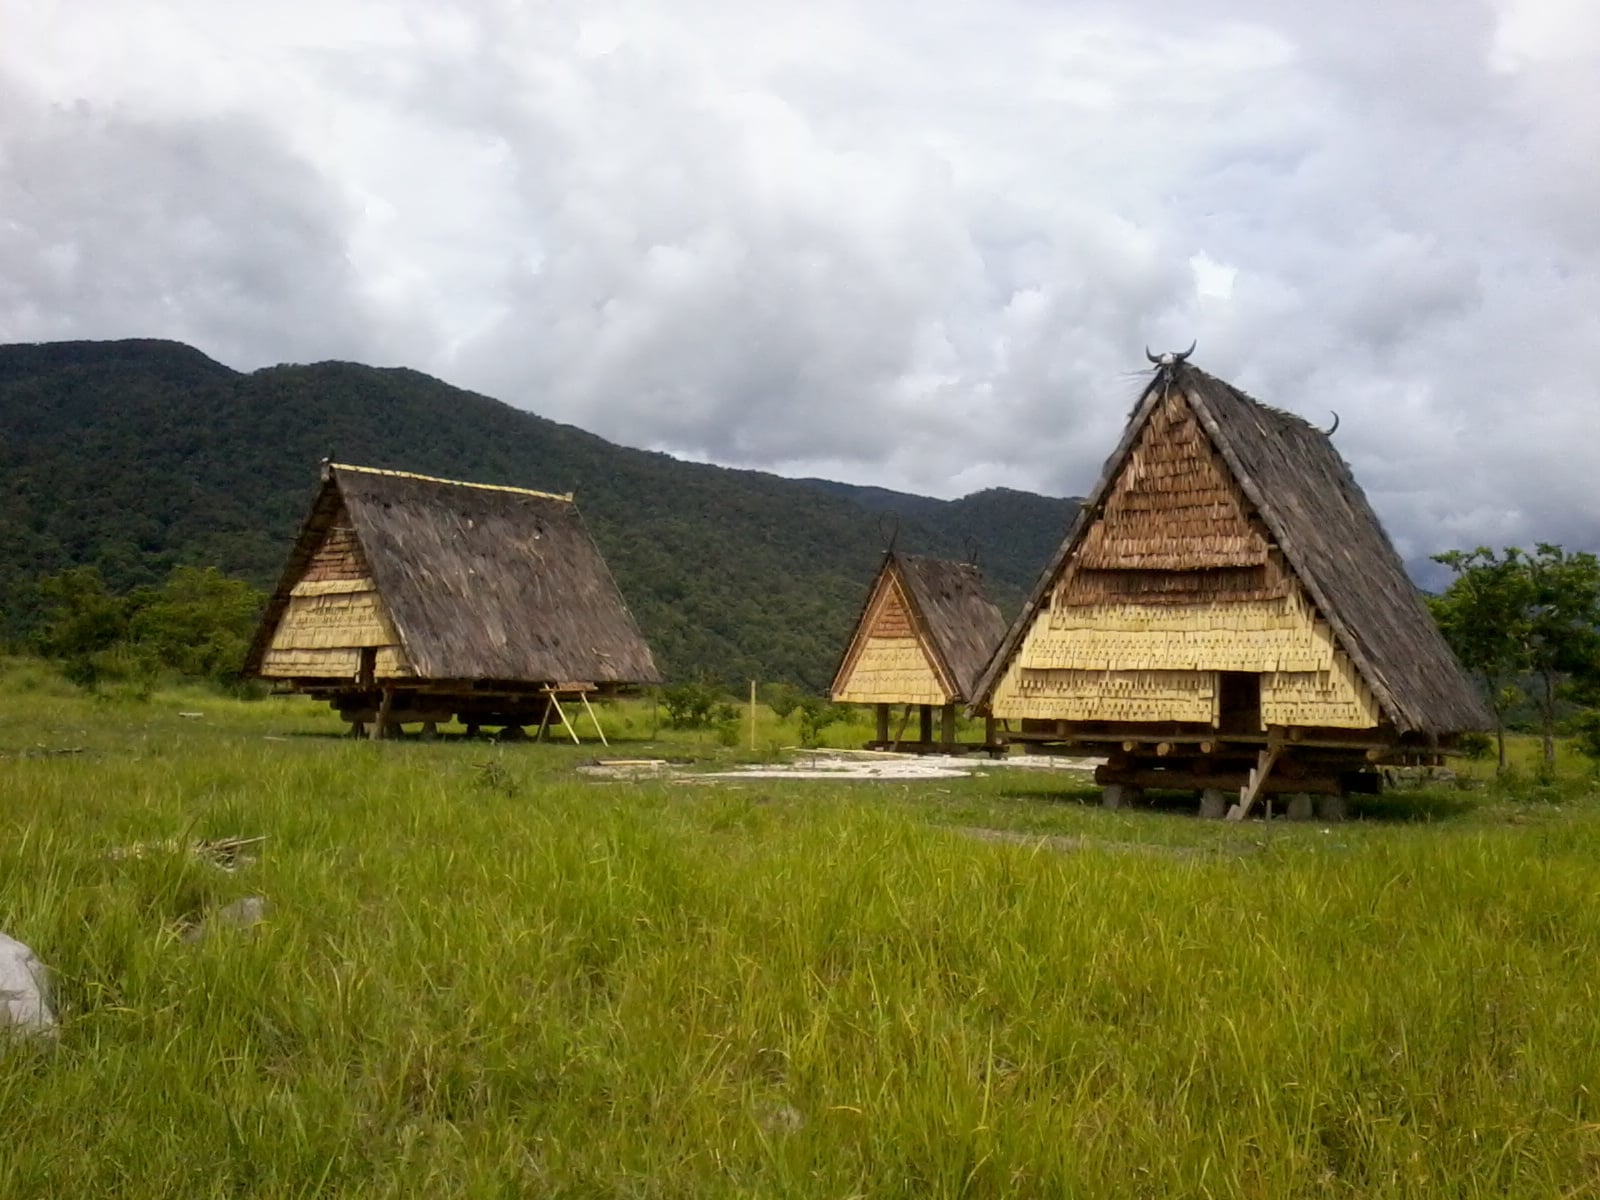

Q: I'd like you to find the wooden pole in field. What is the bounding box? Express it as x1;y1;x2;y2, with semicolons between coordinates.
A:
749;680;757;751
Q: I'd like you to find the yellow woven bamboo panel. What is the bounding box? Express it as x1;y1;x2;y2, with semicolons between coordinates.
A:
258;644;415;680
290;578;374;597
263;579;413;679
271;589;396;649
1261;655;1378;728
1000;669;1215;722
835;636;948;704
259;648;361;677
1040;593;1334;673
992;585;1377;728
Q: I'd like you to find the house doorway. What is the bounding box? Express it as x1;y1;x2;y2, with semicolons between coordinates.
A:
1217;672;1262;734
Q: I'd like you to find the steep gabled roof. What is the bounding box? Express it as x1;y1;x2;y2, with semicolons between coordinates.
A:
833;552;1007;703
973;362;1491;736
245;463;661;685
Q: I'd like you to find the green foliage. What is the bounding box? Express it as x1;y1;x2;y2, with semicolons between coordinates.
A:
759;681;807;721
1432;545;1600;774
660;680;721;729
126;566;263;680
31;564;265;691
1454;730;1493;761
796;694;850;748
710;701;742;747
1568;711;1600;769
0;339;1077;688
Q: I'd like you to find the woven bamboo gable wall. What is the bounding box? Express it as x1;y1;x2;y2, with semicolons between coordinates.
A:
988;389;1379;729
258;505;413;680
833;578;950;705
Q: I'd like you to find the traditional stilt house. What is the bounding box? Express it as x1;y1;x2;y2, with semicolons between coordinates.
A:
245;463;661;739
831;552;1009;752
971;354;1490;817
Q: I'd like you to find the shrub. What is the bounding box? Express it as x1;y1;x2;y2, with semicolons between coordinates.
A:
661;680;720;729
760;682;806;721
796;695;849;748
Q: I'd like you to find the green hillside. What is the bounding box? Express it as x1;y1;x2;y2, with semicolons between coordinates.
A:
0;339;1078;686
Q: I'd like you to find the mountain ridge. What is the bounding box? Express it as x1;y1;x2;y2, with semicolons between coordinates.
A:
0;338;1079;685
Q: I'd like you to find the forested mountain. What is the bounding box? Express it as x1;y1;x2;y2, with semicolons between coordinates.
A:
0;339;1079;686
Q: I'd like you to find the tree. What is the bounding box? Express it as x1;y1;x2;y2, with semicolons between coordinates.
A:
32;566;131;684
1430;548;1533;775
32;564;265;688
1522;544;1600;770
126;566;265;681
1431;545;1600;775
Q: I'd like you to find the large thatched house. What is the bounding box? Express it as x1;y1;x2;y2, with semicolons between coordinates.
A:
831;552;1008;750
971;355;1490;816
245;463;660;737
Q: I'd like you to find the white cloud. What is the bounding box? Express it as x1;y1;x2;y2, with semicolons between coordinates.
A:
1;0;1597;571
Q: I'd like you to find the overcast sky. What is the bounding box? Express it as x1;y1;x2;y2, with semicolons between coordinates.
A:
3;0;1597;576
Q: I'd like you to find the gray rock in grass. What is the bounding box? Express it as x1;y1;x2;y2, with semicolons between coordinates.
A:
0;931;56;1037
182;895;269;944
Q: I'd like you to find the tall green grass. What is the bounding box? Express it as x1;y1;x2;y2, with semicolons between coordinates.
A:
3;677;1600;1196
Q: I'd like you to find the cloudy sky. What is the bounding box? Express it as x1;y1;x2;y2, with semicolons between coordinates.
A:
3;0;1597;575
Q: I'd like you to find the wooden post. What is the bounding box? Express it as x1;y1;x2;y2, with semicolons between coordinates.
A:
891;704;913;750
749;680;757;751
984;715;998;748
875;703;890;744
919;704;933;744
547;692;580;745
370;687;395;741
940;703;956;749
579;691;609;747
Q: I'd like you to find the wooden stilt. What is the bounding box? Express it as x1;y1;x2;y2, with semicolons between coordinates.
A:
420;720;438;741
534;699;555;742
919;705;933;744
940;703;956;748
985;715;997;744
891;704;913;750
875;703;890;744
370;687;395;741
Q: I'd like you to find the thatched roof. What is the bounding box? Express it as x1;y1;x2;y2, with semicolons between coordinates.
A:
835;552;1008;703
973;362;1491;736
246;463;660;685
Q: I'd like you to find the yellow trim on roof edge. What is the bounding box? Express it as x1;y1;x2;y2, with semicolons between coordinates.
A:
328;463;574;502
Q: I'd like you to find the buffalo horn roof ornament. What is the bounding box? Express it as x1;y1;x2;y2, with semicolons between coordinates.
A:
1144;340;1197;368
1323;411;1341;436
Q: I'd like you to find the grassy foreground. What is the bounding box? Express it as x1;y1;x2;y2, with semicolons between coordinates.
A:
4;673;1600;1196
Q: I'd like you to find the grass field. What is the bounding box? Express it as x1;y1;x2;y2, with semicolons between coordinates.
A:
4;663;1600;1197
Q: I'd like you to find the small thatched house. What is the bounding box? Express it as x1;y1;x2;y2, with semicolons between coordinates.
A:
245;463;660;737
971;355;1490;816
831;552;1008;750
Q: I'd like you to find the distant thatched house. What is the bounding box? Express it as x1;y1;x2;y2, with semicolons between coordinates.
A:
245;463;660;737
972;356;1490;816
831;552;1008;750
